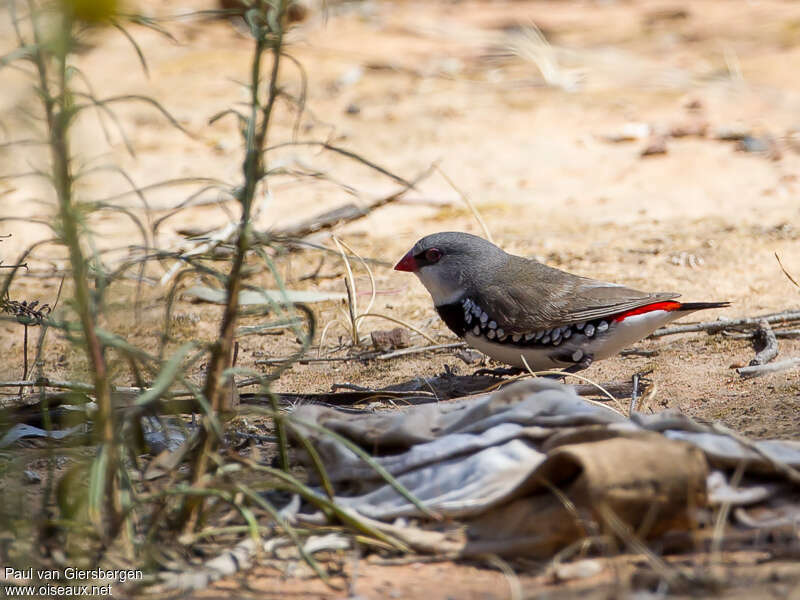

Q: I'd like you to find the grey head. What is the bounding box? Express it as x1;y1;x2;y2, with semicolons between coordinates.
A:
394;232;508;305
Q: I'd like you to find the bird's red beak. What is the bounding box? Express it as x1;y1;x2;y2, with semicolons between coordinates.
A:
394;251;418;272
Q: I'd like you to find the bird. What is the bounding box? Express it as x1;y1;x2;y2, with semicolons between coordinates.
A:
394;231;729;373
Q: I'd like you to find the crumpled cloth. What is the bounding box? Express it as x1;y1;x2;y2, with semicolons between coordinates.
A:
288;379;800;556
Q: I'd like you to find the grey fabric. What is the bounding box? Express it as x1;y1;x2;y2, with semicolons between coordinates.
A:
288;379;800;533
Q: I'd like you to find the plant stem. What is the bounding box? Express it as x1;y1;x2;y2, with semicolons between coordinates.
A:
183;0;288;532
29;1;119;530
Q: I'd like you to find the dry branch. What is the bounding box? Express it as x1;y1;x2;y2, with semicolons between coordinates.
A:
240;377;636;407
266;163;435;240
736;357;800;379
748;319;778;366
651;309;800;337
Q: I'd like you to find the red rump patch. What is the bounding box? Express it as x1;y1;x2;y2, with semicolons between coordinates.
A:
612;301;682;322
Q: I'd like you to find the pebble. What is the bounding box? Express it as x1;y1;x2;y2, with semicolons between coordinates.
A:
640;135;668;157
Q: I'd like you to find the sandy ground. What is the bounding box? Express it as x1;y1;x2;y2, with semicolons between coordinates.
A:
2;0;800;597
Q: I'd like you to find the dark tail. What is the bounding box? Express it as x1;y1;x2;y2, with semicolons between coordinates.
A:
677;301;730;312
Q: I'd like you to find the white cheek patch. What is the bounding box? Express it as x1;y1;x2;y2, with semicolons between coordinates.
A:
416;268;463;306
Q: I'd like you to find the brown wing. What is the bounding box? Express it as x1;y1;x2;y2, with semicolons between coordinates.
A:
474;255;680;333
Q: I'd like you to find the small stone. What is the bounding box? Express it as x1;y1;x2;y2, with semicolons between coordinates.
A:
575;323;585;331
487;329;496;339
24;469;41;484
552;337;562;346
463;298;472;309
584;324;596;337
345;103;361;116
456;349;483;365
512;334;522;342
737;135;770;153
498;334;508;342
488;321;497;329
572;349;584;362
640;135;668;157
535;330;545;340
736;135;782;160
472;305;482;316
541;335;551;344
669;118;708;138
597;320;609;333
603;122;651;143
715;125;750;141
496;328;504;338
553;558;603;582
473;325;481;336
465;313;473;324
480;312;488;324
525;333;535;341
563;328;572;339
371;327;411;351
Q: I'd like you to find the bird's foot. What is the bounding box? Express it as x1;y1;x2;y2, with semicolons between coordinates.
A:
561;355;594;374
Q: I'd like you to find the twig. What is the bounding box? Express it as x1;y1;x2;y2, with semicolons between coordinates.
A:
334;237;360;346
723;328;800;340
748;319;778;366
436;165;493;244
651;310;800;337
775;252;799;288
376;342;466;360
255;354;378;365
269;163;436;239
736;357;800;378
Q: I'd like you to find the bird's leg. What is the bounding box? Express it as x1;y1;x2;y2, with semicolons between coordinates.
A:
561;354;593;374
629;368;653;414
472;366;525;378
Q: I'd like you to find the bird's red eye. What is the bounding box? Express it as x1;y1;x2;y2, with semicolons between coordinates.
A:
425;248;442;263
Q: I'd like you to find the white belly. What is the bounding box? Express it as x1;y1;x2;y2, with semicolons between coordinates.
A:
464;309;685;369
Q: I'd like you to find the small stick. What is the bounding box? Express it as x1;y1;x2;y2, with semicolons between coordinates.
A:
651;309;800;337
436;166;493;244
620;348;659;357
629;372;641;415
723;329;800;340
271;162;437;239
736;357;800;378
775;253;799;288
255;353;379;365
376;342;466;360
20;324;28;399
749;319;778;366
